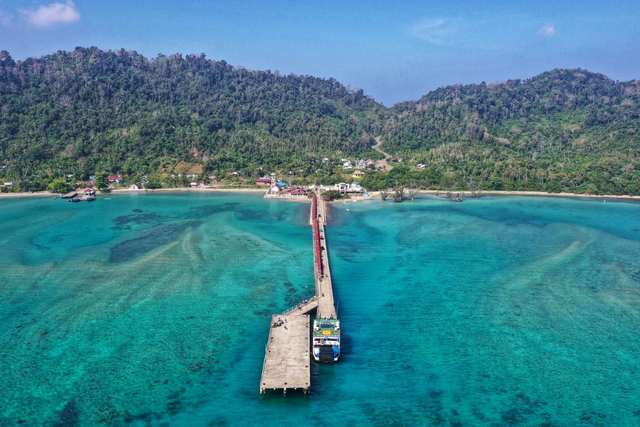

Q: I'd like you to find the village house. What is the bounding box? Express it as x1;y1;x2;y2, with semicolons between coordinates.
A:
285;186;308;196
108;175;123;183
331;182;365;195
350;181;363;192
255;178;272;186
354;160;366;169
352;170;366;179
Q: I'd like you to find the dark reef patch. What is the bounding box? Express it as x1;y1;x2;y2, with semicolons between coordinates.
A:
112;212;168;229
189;203;241;219
52;398;79;427
108;221;202;263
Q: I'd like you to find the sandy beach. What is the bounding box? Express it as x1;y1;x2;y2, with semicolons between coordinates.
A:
0;186;266;199
2;187;640;201
361;190;640;201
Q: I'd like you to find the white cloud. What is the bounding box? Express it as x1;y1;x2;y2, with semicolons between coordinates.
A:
408;19;453;44
536;23;556;37
21;1;80;27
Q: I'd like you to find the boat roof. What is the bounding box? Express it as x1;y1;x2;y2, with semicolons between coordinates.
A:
313;318;340;337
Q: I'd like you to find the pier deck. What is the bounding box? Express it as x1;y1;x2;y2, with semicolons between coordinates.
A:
260;315;311;394
315;197;336;318
260;193;337;394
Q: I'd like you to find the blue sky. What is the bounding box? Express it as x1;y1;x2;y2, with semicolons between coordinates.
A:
1;0;639;105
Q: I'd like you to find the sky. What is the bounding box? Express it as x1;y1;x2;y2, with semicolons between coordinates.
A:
1;0;639;105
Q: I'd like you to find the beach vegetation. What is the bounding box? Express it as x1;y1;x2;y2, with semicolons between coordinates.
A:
47;178;71;193
322;190;345;201
95;174;109;190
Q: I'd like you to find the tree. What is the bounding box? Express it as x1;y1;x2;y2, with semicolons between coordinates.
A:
47;178;71;193
95;174;109;190
407;180;419;200
393;180;405;203
322;190;343;201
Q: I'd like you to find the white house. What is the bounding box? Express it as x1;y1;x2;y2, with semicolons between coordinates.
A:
350;181;363;191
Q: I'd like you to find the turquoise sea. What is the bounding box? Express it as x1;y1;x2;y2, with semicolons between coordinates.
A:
1;192;640;426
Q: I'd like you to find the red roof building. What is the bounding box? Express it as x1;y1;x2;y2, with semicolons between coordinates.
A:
285;186;308;195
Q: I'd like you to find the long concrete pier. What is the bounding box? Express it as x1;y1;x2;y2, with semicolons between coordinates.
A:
260;193;337;395
314;193;336;319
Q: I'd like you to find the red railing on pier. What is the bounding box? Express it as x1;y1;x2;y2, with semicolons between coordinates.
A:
312;194;323;277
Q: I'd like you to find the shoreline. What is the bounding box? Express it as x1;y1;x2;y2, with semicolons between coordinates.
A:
358;190;640;201
0;186;267;199
1;187;640;201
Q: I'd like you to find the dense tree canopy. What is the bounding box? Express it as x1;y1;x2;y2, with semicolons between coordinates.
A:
0;47;383;189
381;69;640;195
1;48;639;195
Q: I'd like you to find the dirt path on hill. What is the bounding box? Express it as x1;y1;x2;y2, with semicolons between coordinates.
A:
372;137;394;171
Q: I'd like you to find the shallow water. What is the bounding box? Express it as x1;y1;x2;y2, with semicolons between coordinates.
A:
1;193;640;426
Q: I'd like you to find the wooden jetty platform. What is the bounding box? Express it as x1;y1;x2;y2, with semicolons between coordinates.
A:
260;192;337;394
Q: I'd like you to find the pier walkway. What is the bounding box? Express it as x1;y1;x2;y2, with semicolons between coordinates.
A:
314;193;336;319
260;193;337;394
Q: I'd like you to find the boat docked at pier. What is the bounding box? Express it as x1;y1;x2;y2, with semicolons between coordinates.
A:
313;317;340;363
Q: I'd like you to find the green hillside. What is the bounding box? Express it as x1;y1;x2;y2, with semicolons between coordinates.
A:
1;48;639;195
380;69;640;195
0;47;383;190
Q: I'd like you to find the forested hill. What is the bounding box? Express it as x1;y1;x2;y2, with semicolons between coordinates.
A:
0;47;383;183
2;47;640;195
380;69;640;194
